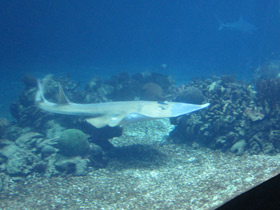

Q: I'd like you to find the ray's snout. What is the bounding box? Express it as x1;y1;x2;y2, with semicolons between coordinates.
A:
170;103;210;117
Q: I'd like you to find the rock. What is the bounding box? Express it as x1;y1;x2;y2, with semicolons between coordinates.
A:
55;156;88;176
230;140;247;156
0;139;13;148
1;143;42;176
5;146;40;176
89;143;108;168
270;130;280;149
0;178;3;192
15;132;43;150
41;145;56;158
44;120;66;139
4;125;31;141
0;144;19;158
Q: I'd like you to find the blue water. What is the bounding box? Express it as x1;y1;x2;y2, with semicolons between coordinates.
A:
0;0;280;117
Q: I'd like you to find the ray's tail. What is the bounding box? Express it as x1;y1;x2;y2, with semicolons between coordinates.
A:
35;79;46;103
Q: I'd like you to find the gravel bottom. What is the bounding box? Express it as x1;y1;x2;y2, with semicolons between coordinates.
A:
1;120;280;210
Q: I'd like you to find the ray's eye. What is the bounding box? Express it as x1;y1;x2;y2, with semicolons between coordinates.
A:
157;101;169;110
157;101;168;105
158;106;167;110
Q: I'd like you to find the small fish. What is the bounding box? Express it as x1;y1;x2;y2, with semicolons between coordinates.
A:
218;16;257;33
35;78;210;128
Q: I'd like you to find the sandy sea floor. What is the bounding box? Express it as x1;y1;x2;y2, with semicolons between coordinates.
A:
1;119;280;210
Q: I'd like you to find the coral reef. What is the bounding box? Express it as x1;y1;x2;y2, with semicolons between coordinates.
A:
170;73;280;156
3;69;280;179
3;68;280;210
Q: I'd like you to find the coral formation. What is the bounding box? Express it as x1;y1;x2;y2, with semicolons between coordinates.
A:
142;82;163;100
244;107;265;121
57;129;90;157
254;58;280;80
256;77;280;110
106;72;175;101
175;85;205;104
21;74;38;89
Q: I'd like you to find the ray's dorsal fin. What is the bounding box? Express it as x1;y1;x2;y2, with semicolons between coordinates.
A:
57;83;70;104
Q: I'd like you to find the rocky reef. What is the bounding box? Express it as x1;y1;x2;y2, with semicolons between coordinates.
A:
1;68;280;179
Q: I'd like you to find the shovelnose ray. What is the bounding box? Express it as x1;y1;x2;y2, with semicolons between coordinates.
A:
218;16;257;33
35;80;210;128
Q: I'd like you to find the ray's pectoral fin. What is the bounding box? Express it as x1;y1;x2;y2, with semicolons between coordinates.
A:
86;114;126;128
107;114;127;127
86;116;110;128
